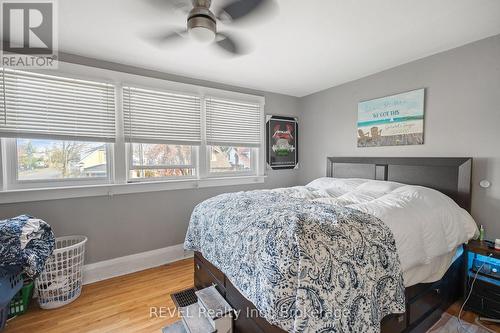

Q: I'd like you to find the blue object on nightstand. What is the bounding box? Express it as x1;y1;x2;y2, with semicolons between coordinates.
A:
468;252;500;283
463;241;500;319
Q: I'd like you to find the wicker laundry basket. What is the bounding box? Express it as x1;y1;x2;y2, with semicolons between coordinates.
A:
36;236;87;309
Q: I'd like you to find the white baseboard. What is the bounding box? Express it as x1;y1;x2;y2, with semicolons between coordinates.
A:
83;244;193;285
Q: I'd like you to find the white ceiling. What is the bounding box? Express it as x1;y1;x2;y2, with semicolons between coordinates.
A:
59;0;500;97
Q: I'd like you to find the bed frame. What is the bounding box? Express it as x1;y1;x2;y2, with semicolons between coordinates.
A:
194;157;473;333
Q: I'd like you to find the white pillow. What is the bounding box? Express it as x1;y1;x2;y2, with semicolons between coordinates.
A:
306;177;367;192
356;179;405;194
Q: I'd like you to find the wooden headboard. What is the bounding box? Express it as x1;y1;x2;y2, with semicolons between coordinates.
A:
326;157;472;212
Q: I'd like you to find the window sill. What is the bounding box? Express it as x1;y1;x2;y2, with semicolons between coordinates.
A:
0;175;266;204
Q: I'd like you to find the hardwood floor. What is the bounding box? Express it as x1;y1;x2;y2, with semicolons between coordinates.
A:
446;301;500;332
4;258;499;333
5;259;193;333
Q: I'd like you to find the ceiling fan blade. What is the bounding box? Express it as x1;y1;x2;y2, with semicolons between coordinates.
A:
217;0;272;23
145;0;191;14
144;30;187;46
214;32;250;56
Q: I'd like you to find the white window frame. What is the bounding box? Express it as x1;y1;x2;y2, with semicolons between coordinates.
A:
201;93;264;179
2;138;114;190
206;146;258;178
0;62;266;203
0;138;5;191
126;143;198;182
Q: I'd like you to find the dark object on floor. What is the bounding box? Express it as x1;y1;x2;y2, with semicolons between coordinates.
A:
0;307;5;333
171;288;198;308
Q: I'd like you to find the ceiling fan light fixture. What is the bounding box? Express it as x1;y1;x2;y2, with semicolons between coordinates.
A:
188;25;215;43
145;0;275;55
187;7;216;43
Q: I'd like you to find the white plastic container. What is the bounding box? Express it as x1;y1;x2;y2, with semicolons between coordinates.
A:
36;236;87;309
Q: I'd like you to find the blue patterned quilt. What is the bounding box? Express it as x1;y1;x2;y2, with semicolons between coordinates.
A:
0;215;55;277
184;189;405;333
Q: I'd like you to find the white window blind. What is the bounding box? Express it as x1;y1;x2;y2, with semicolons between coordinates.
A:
205;97;262;147
123;86;201;145
0;68;116;142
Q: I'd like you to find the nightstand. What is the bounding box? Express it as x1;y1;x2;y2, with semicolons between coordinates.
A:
463;240;500;319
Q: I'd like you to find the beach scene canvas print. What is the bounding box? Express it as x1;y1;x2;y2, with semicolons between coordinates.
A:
357;88;425;147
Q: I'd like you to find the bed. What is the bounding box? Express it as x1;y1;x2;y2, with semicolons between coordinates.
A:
186;157;476;333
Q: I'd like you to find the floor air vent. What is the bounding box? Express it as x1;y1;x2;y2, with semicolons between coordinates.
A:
164;286;234;333
171;288;198;308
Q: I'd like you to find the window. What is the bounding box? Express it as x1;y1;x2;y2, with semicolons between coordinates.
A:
0;65;265;198
205;97;261;176
209;146;254;173
123;86;201;145
0;68;115;189
205;97;261;147
129;143;195;179
16;139;108;181
0;69;115;141
123;86;201;180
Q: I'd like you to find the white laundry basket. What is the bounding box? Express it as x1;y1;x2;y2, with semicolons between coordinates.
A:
36;236;87;309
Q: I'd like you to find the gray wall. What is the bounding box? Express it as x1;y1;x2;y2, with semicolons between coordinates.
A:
299;34;500;239
2;35;499;265
0;55;301;264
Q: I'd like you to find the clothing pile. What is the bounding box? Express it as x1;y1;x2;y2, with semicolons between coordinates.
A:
0;215;55;277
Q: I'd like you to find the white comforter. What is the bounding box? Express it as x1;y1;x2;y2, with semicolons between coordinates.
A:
277;178;478;274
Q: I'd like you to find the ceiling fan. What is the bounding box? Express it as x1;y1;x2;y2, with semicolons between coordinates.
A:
145;0;277;55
